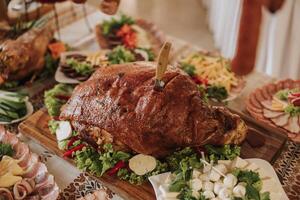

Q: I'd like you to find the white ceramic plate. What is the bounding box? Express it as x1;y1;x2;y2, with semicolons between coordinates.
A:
0;99;33;125
149;158;288;200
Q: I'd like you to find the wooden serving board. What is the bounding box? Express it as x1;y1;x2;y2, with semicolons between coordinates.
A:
18;108;288;200
18;108;155;200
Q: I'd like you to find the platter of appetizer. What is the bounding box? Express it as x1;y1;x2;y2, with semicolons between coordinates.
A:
0;18;66;90
55;45;155;84
19;60;287;200
0;125;59;199
0;91;33;125
177;51;245;102
246;79;300;142
95;14;165;54
149;156;288;200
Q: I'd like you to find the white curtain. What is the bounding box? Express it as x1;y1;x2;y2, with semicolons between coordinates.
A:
202;0;300;79
202;0;243;59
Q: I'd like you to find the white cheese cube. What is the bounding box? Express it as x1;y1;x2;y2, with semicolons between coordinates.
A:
233;185;246;197
218;160;232;168
203;181;214;191
223;174;237;188
209;170;221;182
203;191;215;199
213;181;224;195
192;169;201;179
191;179;202;191
231;157;248;169
199;173;210;181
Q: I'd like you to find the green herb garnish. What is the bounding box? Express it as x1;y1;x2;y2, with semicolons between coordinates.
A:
108;45;135;64
284;104;300;116
66;58;94;76
48;119;59;134
180;62;196;76
44;84;74;117
102;14;135;36
205;144;240;163
0;143;14;160
206;85;228;102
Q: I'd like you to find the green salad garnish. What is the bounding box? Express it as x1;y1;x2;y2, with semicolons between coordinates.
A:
284;104;300;116
181;62;196;76
66;58;94;76
0;91;28;122
44;84;74;117
102;14;135;36
206;85;228;102
107;45;135;64
233;169;270;200
0;143;14;160
205;144;241;163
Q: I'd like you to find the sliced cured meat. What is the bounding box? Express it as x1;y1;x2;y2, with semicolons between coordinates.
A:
266;83;277;96
276;80;285;91
13;141;30;160
35;174;55;190
283;79;294;89
270;114;290;127
284;116;300;134
260;101;273;110
40;184;59;200
249;94;263;109
0;188;13;200
1;131;18;146
254;89;265;102
247;104;262;115
38;184;59;200
34;164;48;187
260;85;271;100
23;162;47;178
263;109;285;118
23;153;39;171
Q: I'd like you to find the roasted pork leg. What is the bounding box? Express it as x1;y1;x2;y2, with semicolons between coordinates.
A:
60;62;247;157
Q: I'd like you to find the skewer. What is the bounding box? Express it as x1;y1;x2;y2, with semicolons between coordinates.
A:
154;42;171;91
200;159;226;177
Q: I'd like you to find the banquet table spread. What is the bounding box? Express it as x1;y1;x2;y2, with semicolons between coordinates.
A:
3;6;300;200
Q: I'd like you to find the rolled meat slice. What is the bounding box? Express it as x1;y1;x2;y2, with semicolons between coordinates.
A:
13;179;35;200
0;188;14;200
39;184;59;200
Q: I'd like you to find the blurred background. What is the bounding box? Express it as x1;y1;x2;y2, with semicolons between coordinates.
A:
1;0;300;79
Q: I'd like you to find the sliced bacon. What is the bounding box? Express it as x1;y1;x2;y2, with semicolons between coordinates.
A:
270;114;290;127
34;164;48;187
263;109;285;118
284;116;300;133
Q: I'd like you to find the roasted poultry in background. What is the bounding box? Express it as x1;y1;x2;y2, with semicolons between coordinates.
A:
60;61;248;158
0;25;53;85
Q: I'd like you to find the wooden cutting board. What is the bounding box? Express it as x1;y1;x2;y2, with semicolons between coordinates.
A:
18;108;155;200
18;108;288;200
